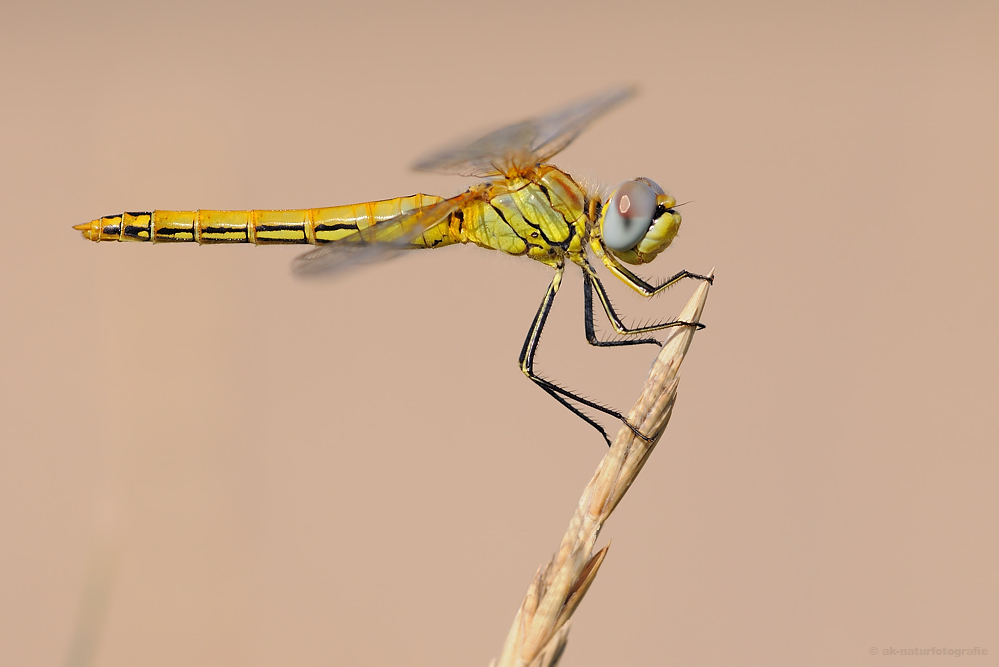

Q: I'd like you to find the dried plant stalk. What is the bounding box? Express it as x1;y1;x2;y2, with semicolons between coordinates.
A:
491;273;713;667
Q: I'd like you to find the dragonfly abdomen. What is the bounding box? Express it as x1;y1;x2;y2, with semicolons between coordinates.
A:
75;194;445;245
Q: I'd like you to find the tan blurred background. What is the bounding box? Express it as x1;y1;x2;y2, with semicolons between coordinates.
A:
1;0;997;665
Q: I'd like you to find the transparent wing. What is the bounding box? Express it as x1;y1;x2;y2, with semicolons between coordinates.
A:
292;191;479;277
412;85;638;178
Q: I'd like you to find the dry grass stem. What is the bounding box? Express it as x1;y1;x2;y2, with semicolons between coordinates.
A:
491;273;713;667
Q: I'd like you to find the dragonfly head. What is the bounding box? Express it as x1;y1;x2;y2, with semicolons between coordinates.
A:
598;178;681;265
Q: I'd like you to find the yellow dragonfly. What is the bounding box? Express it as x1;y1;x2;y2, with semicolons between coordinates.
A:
75;87;711;445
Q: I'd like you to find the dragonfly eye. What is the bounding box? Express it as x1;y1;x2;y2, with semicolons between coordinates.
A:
635;176;666;196
602;180;658;251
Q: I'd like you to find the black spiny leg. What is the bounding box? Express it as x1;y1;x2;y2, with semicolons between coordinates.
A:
519;267;650;447
583;276;663;348
603;259;713;298
582;258;707;346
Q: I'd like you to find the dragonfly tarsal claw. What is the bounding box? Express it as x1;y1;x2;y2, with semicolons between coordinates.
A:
622;419;656;444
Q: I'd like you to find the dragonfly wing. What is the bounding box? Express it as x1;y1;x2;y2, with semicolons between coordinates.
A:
528;85;638;165
412;86;637;177
292;191;479;277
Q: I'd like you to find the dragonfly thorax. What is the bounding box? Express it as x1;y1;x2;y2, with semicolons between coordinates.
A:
451;165;590;268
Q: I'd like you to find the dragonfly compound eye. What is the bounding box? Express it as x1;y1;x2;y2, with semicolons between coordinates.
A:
602;180;658;252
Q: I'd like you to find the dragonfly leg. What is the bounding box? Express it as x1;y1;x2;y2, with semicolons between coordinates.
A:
519;267;651;447
598;253;713;298
581;259;705;347
584;274;661;348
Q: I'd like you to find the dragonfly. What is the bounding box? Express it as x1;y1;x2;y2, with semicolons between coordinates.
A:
74;87;712;446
